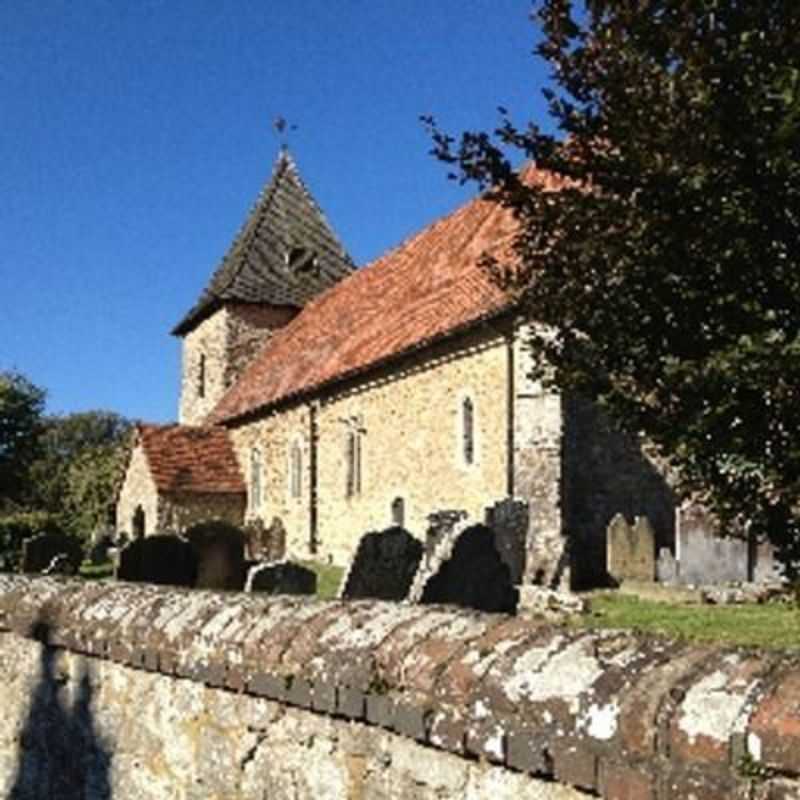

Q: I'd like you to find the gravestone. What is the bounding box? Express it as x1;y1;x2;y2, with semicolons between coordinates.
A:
424;511;468;567
656;547;679;584
485;499;528;585
677;505;749;585
419;524;518;613
340;527;423;601
186;521;246;591
116;534;196;586
21;533;83;575
247;561;317;595
606;513;656;584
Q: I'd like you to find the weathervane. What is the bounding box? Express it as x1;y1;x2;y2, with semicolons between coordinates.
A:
273;116;298;152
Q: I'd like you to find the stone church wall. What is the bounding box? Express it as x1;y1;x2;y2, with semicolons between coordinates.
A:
313;326;510;566
116;444;159;537
229;403;313;558
157;491;246;533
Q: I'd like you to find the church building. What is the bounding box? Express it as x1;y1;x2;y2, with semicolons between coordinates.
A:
116;150;675;589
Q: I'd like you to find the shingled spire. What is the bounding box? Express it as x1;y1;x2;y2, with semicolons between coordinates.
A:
172;150;354;336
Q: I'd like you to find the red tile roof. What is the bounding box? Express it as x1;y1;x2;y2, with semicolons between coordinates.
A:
210;173;553;424
137;424;245;494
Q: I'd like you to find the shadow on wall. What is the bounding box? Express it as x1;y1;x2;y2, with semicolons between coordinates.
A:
563;396;677;590
8;620;112;800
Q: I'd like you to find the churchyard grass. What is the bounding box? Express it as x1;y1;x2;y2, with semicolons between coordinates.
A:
301;561;344;600
579;592;800;651
78;561;114;580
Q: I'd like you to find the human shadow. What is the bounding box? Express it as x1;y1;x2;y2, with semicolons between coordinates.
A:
7;620;112;799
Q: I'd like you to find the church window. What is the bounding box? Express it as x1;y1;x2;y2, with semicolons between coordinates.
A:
462;397;475;465
198;353;206;399
290;440;302;499
250;447;262;509
346;430;362;498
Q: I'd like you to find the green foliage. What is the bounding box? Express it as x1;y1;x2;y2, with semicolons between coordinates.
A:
27;411;132;542
0;510;61;572
426;1;800;564
0;371;45;510
580;592;800;651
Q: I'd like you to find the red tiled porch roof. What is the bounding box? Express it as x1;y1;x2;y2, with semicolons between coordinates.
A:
137;424;245;494
210;171;557;424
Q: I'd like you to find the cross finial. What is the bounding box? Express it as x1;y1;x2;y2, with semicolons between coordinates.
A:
273;116;298;152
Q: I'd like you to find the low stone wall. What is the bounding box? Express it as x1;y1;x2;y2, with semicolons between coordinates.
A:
0;576;798;799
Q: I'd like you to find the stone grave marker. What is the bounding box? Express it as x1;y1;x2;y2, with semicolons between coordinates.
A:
340;527;423;601
186;521;246;591
21;532;83;575
116;534;196;586
247;561;317;595
485;498;528;586
418;524;518;614
606;513;656;584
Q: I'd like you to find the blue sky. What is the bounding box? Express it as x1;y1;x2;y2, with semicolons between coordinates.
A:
1;1;552;423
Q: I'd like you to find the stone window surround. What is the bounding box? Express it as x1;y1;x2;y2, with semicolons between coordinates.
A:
288;433;303;501
454;388;480;471
343;415;364;499
250;446;263;511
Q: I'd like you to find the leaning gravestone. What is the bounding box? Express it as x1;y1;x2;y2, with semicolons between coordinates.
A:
247;561;317;595
606;513;656;585
186;520;246;591
417;524;518;614
21;532;83;575
116;534;196;586
677;504;749;585
340;527;424;600
485;498;528;586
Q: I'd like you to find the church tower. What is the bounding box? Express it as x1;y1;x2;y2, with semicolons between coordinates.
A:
172;150;354;424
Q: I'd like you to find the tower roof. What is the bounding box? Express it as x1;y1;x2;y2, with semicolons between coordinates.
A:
172;150;354;336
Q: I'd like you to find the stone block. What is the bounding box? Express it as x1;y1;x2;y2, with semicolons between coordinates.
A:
505;727;552;776
551;739;597;791
338;686;366;720
339;527;423;600
312;680;337;714
749;671;800;775
600;762;656;800
394;702;429;742
285;677;312;708
365;694;395;728
248;672;286;701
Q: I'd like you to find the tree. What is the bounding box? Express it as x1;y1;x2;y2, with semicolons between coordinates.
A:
27;411;132;539
0;371;45;510
426;1;800;560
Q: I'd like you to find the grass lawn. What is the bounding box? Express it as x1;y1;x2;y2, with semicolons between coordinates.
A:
78;561;114;580
301;561;344;600
578;592;800;651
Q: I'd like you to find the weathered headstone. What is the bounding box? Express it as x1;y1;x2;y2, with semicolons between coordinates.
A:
677;504;749;585
116;534;196;586
21;533;83;575
656;547;679;584
340;527;423;601
424;511;468;567
606;513;656;584
485;499;528;586
247;561;317;595
186;521;246;591
418;524;518;614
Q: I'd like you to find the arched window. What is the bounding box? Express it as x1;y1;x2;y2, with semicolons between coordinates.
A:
346;430;362;498
391;497;405;528
250;447;262;509
462;397;475;465
132;506;146;539
290;440;302;499
198;353;206;399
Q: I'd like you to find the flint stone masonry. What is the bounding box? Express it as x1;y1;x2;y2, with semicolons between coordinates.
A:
606;514;656;585
1;577;799;800
21;533;83;575
339;526;423;600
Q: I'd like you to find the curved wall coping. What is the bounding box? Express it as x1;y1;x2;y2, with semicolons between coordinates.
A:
1;575;799;799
